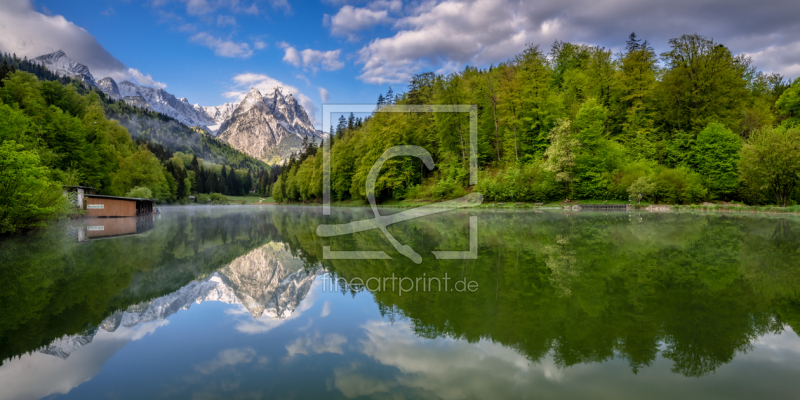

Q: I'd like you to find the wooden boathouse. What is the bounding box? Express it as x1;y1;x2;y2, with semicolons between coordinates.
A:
83;194;158;217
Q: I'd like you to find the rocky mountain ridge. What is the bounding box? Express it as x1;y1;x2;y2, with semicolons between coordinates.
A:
31;50;324;162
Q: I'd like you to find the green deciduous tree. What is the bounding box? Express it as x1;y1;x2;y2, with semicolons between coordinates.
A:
658;34;749;134
0;141;65;233
692;122;742;198
776;79;800;126
740;126;800;207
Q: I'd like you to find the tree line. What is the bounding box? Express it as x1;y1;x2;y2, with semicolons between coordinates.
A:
272;33;800;207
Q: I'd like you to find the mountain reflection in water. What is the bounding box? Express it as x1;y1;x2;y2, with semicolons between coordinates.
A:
1;206;800;399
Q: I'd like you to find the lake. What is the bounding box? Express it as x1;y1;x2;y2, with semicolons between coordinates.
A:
2;206;800;399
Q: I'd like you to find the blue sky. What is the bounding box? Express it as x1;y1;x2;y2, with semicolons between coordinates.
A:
29;0;393;124
1;0;799;129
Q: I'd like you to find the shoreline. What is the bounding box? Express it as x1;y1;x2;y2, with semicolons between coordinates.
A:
245;199;800;215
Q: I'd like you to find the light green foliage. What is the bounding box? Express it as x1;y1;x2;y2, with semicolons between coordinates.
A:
544;119;579;194
111;146;170;199
654;167;708;204
0;141;65;233
627;176;656;201
740;126;800;206
692;123;742;198
776;79;800;125
477;159;555;202
208;192;228;204
125;186;153;199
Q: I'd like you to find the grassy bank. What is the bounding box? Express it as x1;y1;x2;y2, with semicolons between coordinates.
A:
264;198;800;215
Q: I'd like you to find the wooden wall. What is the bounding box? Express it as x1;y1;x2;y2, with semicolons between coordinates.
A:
85;198;136;217
85;218;137;238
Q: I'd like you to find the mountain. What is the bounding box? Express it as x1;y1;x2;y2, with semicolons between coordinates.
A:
32;50;96;88
37;242;323;359
32;50;324;163
218;87;325;163
117;80;215;129
96;77;121;100
199;102;238;133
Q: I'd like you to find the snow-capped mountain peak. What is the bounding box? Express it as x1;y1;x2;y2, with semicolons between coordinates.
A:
32;50;323;162
33;50;96;88
37;243;323;360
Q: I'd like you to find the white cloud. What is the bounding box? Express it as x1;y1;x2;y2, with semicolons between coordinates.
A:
101;7;115;17
0;0;129;80
318;87;330;103
191;32;253;58
128;68;167;88
193;347;265;374
186;0;214;15
320;300;332;316
279;42;344;72
150;0;268;16
216;15;236;26
327;2;396;41
296;74;312;86
353;0;800;84
0;320;168;400
0;0;166;87
286;332;347;358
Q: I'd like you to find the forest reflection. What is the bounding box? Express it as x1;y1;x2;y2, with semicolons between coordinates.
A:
2;206;800;380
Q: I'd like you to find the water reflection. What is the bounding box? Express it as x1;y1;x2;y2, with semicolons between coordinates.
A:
69;215;157;242
1;207;800;399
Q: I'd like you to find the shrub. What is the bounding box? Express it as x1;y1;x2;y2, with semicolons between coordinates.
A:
627;177;657;201
208;193;228;204
476;160;557;202
654;167;707;204
125;186;153;199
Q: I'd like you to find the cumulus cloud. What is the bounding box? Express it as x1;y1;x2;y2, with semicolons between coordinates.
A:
353;0;800;84
0;0;165;86
191;32;253;57
326;1;401;40
279;42;344;72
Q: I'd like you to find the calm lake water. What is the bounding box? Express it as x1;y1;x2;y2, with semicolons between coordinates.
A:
2;206;800;399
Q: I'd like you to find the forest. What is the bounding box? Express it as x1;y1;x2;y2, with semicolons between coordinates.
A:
0;54;268;233
271;33;800;207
